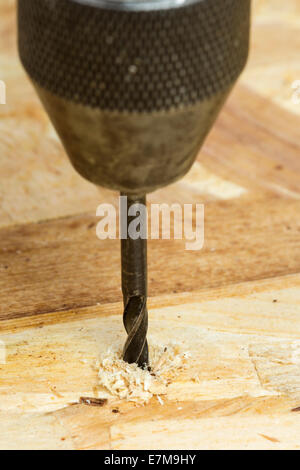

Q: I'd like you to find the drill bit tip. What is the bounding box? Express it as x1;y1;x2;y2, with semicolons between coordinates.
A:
123;295;149;368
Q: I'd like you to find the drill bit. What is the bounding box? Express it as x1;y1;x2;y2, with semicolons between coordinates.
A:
121;195;148;367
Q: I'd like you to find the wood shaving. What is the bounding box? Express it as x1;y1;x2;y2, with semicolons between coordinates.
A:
97;340;190;405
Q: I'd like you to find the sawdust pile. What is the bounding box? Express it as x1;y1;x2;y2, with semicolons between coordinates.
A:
97;341;191;405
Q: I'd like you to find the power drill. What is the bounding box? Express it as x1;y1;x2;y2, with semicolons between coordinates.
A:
18;0;250;367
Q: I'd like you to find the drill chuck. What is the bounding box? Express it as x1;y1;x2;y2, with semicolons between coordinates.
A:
18;0;250;195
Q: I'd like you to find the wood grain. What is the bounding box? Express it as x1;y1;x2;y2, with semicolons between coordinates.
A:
199;86;300;198
1;196;300;320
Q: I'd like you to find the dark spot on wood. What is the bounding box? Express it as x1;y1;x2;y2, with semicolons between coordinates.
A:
79;397;108;407
112;408;119;414
275;165;283;171
273;299;277;303
69;221;81;230
291;406;300;413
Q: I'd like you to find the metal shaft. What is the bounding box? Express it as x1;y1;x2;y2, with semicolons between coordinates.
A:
121;194;149;368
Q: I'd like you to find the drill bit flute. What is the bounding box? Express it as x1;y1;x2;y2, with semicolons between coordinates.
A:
18;0;250;368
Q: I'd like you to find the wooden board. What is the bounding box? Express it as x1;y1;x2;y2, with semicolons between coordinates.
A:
0;0;300;449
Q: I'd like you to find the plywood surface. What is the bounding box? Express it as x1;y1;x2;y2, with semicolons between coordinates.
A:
0;0;300;450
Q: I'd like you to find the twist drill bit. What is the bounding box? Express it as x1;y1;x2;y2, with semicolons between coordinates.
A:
121;195;148;367
18;0;250;367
